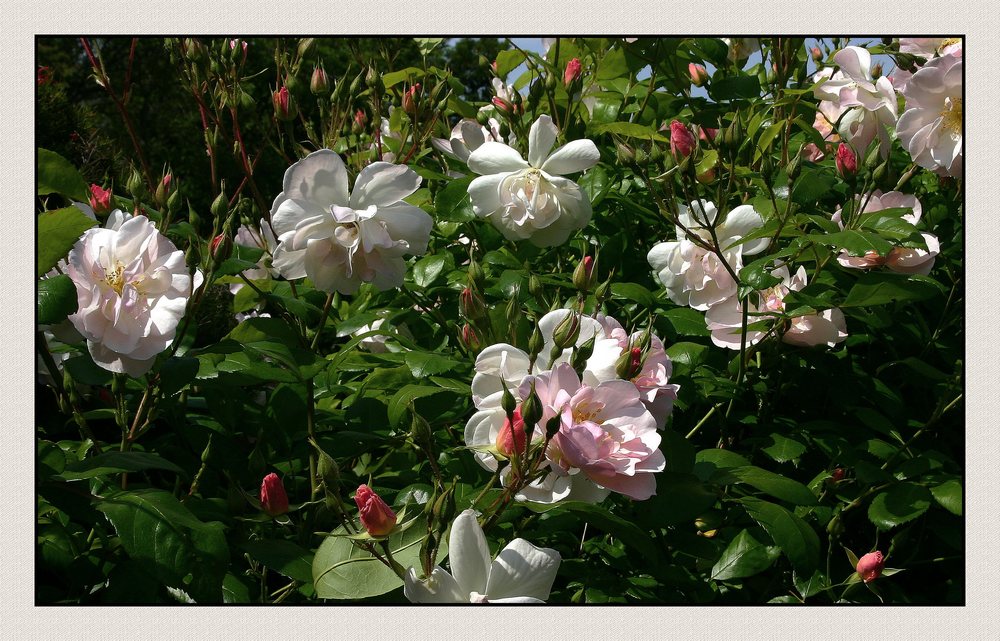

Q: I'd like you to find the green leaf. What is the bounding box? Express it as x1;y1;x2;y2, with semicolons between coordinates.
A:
56;451;185;480
412;254;447;288
414;38;444;56
243;540;314;583
663;307;709;337
313;521;443;599
403;351;460;378
596;47;627;80
694;38;729;67
641;472;718;525
587;121;669;143
793;569;831;599
714;466;818;506
610;282;656;308
158;356;200;397
842;272;943;307
930;479;962;516
665;342;708;375
791;169;837;205
387;384;450;427
38;274;78;325
761;434;808;463
710;74;761;101
711;529;781;581
739;256;782;290
38;148;89;201
227;316;301;347
37;207;98;277
693;448;751;481
739;497;821;576
434;175;476;223
96;489;228;602
810;229;894;258
868;483;933;530
524;501;664;563
381;67;424;88
494;49;526;79
215;245;265;276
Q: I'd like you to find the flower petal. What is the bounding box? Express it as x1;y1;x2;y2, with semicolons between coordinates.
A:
403;567;467;603
540;139;600;175
350;162;421;209
448;509;492;596
468;142;530;175
281;149;349;209
467;173;507;218
528;115;559;167
484;538;561;602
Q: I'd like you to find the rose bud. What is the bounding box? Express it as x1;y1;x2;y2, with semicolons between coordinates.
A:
403;83;421;114
260;473;289;516
459;287;487;321
354;484;397;537
491;96;515;114
811;47;823;63
835;143;857;179
551;311;581;350
272;86;297;121
496;407;527;457
460;323;481;351
572;255;597;292
856;550;885;583
563;57;582;87
310;63;329;96
89;184;113;215
669;120;697;160
688;63;709;87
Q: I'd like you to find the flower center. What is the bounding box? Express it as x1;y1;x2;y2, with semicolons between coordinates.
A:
938;38;961;52
105;260;126;295
572;399;603;424
940;97;962;135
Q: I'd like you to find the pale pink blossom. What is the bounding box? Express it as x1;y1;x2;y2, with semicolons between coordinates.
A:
66;215;202;376
647;200;767;310
896;54;962;178
899;38;962;60
813;47;897;156
431;117;506;165
833;191;940;275
705;264;847;349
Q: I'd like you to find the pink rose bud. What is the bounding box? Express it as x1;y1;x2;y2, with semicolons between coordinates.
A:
811;47;823;63
490;60;498;74
688;63;709;87
354;484;397;537
403;83;421;114
496;407;527;457
310;64;329;96
460;323;481;351
260;473;289;516
699;126;718;142
272;86;297;121
856;551;885;583
459;287;486;320
563;58;582;87
491;96;515;114
835;143;857;179
669;120;697;160
88;184;113;215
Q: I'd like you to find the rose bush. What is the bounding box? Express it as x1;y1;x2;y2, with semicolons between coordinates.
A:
36;36;963;605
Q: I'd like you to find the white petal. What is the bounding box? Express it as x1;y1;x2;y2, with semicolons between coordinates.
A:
448;510;492;596
528;115;559;167
720;205;766;255
833;46;872;81
376;203;433;256
281;149;349;210
468;173;507;218
403;567;466;603
484;538;560;602
350;162;421;209
468;142;530;175
540;139;600;175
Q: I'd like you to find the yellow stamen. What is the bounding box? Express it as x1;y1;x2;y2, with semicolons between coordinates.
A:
105;260;126;295
940;97;962;134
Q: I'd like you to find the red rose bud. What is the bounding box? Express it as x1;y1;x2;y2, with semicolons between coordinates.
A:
811;47;823;63
830;467;845;482
563;58;582;87
459;287;487;320
88;184;113;215
669;120;697;160
688;63;709;87
211;233;233;262
403;83;421;114
496;407;527;457
572;255;597;292
310;63;329;96
699;126;718;142
835;143;857;179
352;109;367;134
260;473;289;516
460;323;481;351
856;551;885;583
354;484;397;537
37;66;53;86
491;96;515;114
272;86;297;121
